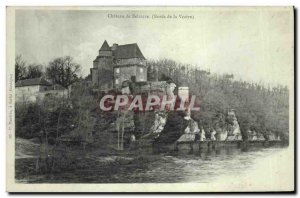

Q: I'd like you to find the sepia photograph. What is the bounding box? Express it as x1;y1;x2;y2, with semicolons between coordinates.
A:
6;6;294;192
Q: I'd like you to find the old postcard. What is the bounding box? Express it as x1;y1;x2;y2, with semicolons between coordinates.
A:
6;6;294;192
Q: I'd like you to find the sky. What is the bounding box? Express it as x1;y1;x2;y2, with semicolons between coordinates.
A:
15;7;293;87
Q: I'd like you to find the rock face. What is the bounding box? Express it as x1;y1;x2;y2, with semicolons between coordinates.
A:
218;128;228;141
154;111;189;144
226;110;243;141
136;111;168;139
131;81;179;142
91;105;247;152
92;81;199;148
176;118;200;142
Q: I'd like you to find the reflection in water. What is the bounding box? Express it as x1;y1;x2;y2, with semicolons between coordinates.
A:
19;146;286;183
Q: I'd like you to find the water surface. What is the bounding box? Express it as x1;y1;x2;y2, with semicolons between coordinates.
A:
17;146;287;183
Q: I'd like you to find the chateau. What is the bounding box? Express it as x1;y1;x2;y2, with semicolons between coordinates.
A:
90;40;147;90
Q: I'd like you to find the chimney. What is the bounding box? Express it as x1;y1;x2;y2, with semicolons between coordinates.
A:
111;43;118;50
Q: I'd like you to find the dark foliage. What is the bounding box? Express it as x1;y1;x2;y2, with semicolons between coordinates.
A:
15;99;76;141
147;59;289;139
46;56;80;88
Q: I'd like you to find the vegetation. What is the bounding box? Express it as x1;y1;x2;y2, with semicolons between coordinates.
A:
15;56;290;180
147;59;289;141
15;98;75;142
15;55;289;144
15;55;43;81
15;55;84;142
46;56;81;88
15;55;81;89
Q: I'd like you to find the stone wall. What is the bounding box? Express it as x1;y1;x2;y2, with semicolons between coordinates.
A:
116;58;146;66
114;65;147;88
16;85;52;102
16;85;68;103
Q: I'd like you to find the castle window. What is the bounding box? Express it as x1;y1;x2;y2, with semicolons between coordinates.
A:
115;68;120;74
139;68;143;73
115;79;119;85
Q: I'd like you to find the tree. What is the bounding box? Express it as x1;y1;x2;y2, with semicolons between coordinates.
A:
46;56;80;88
15;55;27;82
27;64;43;79
15;97;76;141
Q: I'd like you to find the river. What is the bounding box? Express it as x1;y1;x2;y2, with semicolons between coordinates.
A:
16;145;291;184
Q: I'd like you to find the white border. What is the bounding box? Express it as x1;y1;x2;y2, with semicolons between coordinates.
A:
1;0;298;197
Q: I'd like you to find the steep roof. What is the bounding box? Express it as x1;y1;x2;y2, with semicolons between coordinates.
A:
99;40;111;51
114;43;146;60
15;78;52;87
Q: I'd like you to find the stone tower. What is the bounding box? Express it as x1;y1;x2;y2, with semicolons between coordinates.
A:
90;40;147;90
